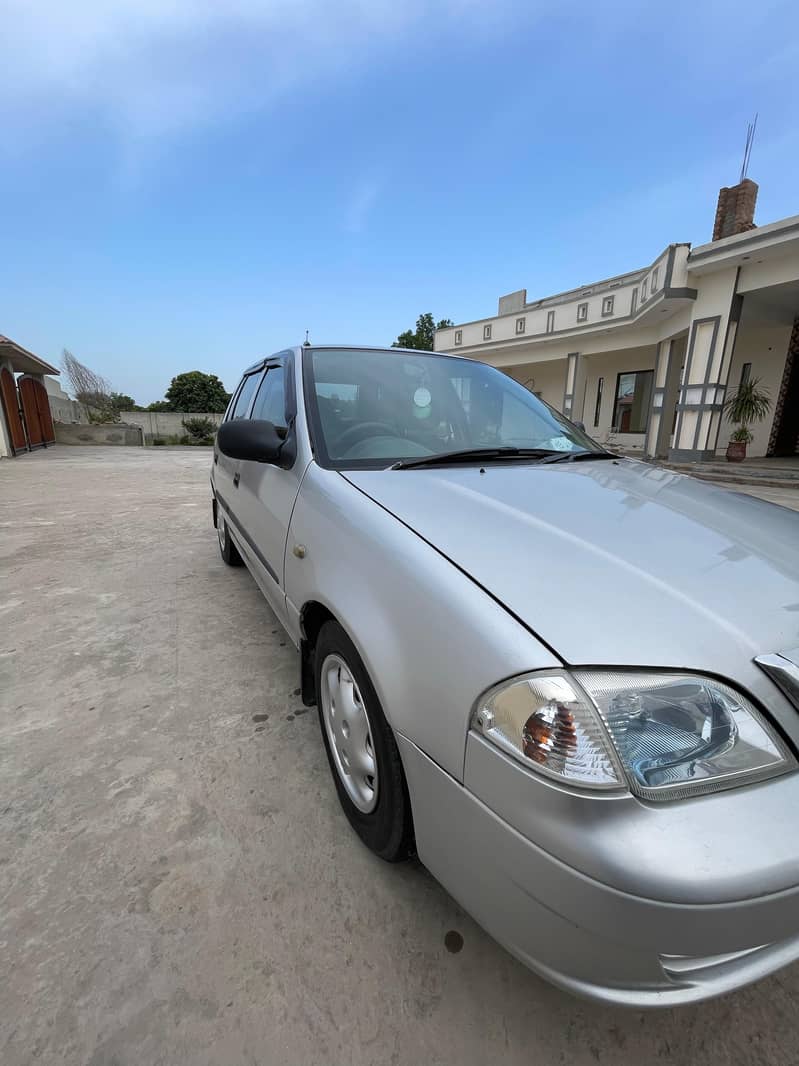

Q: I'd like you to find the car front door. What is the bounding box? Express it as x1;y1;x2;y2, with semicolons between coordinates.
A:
214;368;263;531
234;354;302;627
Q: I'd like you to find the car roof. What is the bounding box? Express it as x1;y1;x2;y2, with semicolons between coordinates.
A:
242;344;469;376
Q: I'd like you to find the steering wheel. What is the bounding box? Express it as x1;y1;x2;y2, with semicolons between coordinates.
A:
334;421;397;453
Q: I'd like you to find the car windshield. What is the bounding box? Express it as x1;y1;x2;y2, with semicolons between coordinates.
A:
303;347;602;469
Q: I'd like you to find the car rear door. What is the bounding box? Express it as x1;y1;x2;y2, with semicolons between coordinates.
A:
233;352;301;627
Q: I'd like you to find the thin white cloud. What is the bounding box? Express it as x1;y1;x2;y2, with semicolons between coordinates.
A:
344;178;380;233
0;0;522;142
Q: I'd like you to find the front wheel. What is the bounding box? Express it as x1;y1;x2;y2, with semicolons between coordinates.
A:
315;621;414;861
217;513;243;567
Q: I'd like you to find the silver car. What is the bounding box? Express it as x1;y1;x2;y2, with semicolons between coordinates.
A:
211;345;799;1007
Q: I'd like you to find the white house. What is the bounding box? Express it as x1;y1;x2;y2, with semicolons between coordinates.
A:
435;179;799;463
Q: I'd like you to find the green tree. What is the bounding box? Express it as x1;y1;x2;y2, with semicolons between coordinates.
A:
146;400;173;412
163;371;231;413
392;313;454;351
109;392;140;414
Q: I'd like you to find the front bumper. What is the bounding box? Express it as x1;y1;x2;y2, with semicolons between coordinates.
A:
396;733;799;1007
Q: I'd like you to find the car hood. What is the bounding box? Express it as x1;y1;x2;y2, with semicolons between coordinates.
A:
344;459;799;670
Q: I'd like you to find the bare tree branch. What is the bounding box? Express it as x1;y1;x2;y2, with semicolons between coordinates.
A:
61;350;115;420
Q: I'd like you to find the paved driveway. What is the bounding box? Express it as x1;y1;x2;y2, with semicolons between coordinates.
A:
710;483;799;511
1;447;797;1066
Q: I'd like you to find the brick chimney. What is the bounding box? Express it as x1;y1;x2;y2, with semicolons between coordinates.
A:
712;178;758;241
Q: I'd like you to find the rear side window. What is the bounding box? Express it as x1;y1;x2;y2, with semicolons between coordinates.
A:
250;366;287;430
229;373;261;420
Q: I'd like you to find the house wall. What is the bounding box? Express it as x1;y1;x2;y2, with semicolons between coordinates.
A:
719;317;794;457
503;360;565;409
583;346;658;449
0;359;15;458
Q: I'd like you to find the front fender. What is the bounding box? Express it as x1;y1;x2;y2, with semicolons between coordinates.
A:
285;464;559;780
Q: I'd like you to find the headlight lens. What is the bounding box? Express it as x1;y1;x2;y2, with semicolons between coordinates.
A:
472;671;795;799
576;671;793;799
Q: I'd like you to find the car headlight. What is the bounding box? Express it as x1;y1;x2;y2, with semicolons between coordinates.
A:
472;671;795;800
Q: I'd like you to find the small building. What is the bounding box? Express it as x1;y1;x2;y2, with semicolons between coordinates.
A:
435;180;799;462
0;335;60;458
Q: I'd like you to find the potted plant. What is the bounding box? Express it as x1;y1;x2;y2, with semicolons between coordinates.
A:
723;377;771;463
726;426;753;463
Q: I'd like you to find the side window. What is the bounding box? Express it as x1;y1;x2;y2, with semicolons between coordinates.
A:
250;365;287;430
229;373;262;420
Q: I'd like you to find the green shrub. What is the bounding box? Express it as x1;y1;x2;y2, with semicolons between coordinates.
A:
151;437;166;446
182;416;217;445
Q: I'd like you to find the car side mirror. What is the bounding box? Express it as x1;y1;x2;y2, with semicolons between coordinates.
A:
574;420;586;432
217;419;287;464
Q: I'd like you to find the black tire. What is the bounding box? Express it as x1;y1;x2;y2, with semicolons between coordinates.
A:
315;621;414;862
217;515;244;567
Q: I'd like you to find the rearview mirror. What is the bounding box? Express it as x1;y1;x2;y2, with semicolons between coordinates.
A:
217;419;287;464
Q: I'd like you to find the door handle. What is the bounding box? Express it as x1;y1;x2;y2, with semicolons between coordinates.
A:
233;472;240;487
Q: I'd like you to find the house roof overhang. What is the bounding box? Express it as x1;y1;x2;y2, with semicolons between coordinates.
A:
687;215;799;276
0;335;59;376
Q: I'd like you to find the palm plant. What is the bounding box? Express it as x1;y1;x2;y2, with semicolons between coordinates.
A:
724;376;771;425
723;377;771;457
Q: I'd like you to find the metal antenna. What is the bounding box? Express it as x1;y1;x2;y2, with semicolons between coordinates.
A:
303;330;311;347
740;114;758;183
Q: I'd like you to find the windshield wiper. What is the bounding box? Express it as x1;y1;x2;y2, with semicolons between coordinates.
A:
536;450;617;464
390;447;562;470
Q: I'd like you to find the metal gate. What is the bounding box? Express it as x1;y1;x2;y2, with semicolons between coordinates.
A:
0;367;28;454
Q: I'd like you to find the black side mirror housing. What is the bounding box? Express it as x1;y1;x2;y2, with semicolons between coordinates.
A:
217;420;294;467
574;420;586;432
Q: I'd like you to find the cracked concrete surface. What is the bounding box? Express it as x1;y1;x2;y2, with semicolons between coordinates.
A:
2;446;798;1066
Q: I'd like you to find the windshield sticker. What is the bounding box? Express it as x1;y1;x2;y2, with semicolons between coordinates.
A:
413;387;432;408
549;436;574;451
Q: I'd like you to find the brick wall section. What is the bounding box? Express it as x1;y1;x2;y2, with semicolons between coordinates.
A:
712;179;758;241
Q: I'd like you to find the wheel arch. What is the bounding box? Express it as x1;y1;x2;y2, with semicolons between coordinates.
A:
298;600;337;706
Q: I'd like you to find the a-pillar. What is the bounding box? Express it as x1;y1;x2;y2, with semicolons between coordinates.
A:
669;270;741;462
562;352;587;424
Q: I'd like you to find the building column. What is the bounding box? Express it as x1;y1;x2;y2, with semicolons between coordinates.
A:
562;352;586;424
669;272;741;462
0;358;16;458
645;337;684;458
645;341;670;458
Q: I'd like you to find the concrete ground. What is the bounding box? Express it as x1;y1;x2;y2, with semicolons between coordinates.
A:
710;483;799;511
2;446;798;1066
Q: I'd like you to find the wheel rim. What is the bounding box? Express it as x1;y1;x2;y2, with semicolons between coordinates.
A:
217;517;226;550
320;653;378;813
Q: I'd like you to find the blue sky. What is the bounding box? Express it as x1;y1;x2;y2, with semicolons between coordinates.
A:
1;0;797;404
